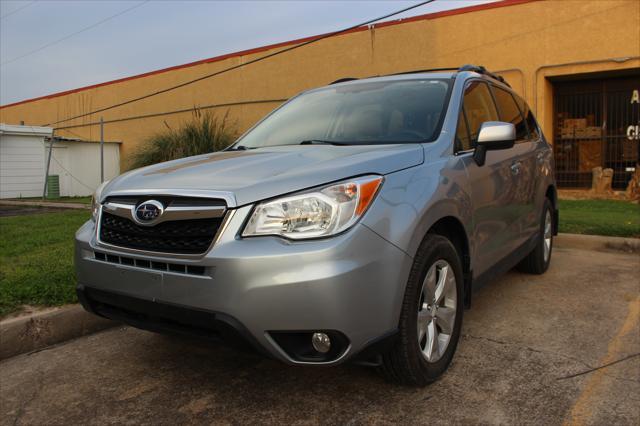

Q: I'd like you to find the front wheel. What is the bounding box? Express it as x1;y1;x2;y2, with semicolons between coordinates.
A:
518;198;554;274
379;234;464;386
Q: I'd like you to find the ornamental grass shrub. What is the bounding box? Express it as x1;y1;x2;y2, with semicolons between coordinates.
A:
130;109;237;169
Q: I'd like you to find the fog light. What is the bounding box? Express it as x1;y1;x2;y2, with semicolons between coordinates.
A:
311;332;331;353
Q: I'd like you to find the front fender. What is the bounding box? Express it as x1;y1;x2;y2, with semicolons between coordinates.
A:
361;158;473;259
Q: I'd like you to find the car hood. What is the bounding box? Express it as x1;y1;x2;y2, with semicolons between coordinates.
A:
104;144;424;206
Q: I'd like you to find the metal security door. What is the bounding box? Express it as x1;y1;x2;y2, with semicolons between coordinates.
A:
553;74;639;189
604;77;640;189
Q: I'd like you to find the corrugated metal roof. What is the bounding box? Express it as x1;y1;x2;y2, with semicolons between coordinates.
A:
0;123;53;136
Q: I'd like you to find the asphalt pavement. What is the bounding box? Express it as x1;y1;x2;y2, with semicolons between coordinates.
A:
1;246;639;425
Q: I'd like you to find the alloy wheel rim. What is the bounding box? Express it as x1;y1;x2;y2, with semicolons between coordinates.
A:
543;210;552;263
417;259;457;363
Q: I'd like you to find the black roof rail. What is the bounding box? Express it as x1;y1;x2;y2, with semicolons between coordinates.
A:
330;68;459;84
330;77;359;85
389;67;460;76
329;65;510;87
457;64;510;87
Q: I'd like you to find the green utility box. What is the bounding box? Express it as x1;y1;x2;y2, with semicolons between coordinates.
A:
46;175;60;199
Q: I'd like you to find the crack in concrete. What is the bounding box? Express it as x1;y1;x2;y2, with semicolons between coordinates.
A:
344;397;380;426
463;333;592;369
556;353;640;380
11;371;42;426
464;334;640;383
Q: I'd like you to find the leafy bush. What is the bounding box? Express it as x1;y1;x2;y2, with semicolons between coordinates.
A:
130;109;237;169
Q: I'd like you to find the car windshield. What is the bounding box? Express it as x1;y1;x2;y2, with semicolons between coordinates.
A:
234;78;452;148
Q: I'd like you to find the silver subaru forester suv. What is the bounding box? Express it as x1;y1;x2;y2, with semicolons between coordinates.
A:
76;65;557;386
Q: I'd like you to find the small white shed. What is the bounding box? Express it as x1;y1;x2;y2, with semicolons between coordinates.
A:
46;136;121;197
0;124;52;198
0;124;121;198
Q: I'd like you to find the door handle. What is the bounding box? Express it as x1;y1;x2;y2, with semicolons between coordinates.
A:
510;161;521;175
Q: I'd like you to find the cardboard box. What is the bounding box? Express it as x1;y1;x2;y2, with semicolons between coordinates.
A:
560;126;602;139
563;118;587;129
579;140;602;172
560;127;576;139
622;140;639;162
575;127;602;139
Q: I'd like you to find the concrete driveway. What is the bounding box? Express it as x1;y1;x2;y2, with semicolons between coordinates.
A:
1;246;639;425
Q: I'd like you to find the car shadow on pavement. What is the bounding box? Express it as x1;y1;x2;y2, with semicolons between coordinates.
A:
121;330;419;423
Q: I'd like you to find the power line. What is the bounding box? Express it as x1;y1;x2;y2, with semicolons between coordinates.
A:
54;98;289;129
1;0;149;67
46;0;436;128
0;0;37;20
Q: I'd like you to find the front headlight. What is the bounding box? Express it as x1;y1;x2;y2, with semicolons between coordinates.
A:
242;175;383;240
91;180;109;222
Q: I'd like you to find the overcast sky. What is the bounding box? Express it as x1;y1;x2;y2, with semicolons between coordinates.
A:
0;0;494;106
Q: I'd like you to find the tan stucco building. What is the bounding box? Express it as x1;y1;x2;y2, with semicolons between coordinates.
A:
1;0;639;189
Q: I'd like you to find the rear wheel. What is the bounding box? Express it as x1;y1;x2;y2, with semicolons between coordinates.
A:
518;198;553;274
380;234;463;386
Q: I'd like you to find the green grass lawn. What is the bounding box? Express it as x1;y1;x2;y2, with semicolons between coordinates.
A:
0;210;90;317
558;199;640;238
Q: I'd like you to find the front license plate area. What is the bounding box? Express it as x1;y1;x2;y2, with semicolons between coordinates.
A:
88;259;163;300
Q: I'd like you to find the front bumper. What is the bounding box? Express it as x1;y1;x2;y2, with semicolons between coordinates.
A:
75;206;412;365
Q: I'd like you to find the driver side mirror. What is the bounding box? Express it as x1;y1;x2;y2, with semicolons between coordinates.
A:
473;121;516;166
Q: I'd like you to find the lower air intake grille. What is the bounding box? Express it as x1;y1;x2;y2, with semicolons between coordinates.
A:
99;211;223;254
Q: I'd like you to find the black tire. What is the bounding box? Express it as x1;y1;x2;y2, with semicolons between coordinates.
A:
517;198;553;275
379;234;464;386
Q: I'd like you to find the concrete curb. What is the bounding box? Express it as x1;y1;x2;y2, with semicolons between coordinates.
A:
0;305;116;360
555;233;640;254
0;200;90;210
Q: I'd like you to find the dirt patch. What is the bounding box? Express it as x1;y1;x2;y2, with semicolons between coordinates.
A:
558;189;632;201
0;305;61;322
0;205;68;217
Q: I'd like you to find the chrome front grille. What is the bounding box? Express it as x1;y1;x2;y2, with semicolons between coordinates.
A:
98;196;227;255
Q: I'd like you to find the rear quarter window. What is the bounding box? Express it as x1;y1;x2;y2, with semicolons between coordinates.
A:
492;86;528;141
513;94;541;141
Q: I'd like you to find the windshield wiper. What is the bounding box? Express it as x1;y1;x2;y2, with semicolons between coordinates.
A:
227;145;252;151
299;140;349;146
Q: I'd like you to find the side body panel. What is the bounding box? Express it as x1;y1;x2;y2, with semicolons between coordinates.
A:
516;137;543;240
458;147;520;277
531;133;557;232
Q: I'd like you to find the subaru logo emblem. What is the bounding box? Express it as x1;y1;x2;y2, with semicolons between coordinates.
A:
134;200;163;225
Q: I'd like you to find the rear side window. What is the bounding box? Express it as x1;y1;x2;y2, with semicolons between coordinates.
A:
492;87;528;141
459;81;499;148
514;95;541;140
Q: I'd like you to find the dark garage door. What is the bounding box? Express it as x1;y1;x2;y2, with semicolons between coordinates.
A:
553;74;639;189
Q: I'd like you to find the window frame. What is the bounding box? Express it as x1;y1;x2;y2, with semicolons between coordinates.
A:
511;92;542;142
489;84;530;144
455;105;472;154
453;79;500;155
